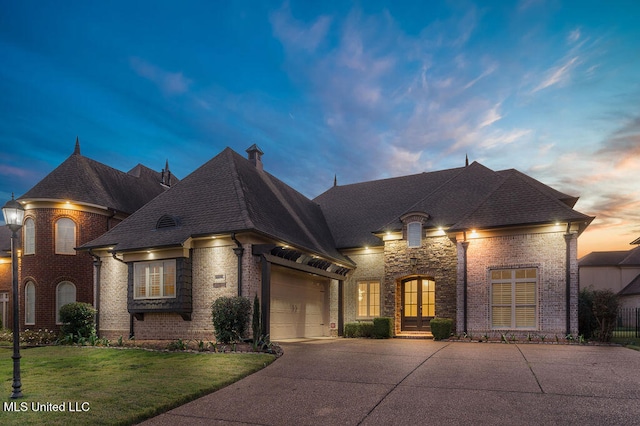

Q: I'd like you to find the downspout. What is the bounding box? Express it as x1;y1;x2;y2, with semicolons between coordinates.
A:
260;254;271;337
565;222;573;335
231;233;244;297
88;249;102;336
461;233;469;335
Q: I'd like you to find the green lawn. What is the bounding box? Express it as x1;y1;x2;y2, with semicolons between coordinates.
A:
0;345;275;425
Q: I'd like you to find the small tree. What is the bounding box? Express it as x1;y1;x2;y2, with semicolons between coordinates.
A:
252;294;262;340
578;289;598;339
59;302;96;339
592;289;619;342
211;296;252;344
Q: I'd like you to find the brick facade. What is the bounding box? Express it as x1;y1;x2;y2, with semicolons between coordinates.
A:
20;207;114;332
457;231;578;337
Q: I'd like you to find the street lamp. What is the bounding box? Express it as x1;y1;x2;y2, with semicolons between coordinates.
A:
3;193;25;398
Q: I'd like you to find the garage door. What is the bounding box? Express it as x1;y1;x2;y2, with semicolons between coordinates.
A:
270;266;329;339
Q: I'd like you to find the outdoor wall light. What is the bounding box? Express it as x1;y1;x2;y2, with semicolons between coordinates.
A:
2;193;25;399
410;257;418;266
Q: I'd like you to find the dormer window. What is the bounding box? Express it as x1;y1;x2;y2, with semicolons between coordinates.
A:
400;211;430;249
407;222;422;248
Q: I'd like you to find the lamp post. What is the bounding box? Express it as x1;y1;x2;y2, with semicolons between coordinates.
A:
3;193;25;399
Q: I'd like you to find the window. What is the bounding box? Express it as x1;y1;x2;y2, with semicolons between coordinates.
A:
25;282;35;325
357;281;380;318
24;218;35;255
134;260;176;299
55;218;76;255
491;268;537;329
407;222;422;248
56;281;76;324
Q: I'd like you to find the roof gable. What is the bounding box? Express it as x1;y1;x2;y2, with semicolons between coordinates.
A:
19;151;169;214
83;148;350;264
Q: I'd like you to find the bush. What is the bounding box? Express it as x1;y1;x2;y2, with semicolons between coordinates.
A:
579;289;619;342
59;302;96;339
372;317;394;338
592;289;619;342
211;296;252;344
578;289;597;339
430;318;453;340
344;320;390;338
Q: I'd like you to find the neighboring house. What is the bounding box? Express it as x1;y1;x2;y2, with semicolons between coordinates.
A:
4;139;175;332
81;145;593;341
579;240;640;309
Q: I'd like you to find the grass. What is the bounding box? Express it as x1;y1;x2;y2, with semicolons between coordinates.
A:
0;345;275;425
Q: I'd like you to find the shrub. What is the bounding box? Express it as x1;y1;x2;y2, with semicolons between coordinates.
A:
344;322;360;338
372;317;393;339
211;296;252;343
578;289;597;339
344;321;382;338
592;289;619;342
59;302;96;340
430;318;453;340
579;288;619;342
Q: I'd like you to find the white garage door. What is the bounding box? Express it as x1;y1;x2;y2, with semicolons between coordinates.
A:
270;266;329;339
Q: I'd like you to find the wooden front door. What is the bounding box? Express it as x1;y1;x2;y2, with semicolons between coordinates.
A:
401;278;435;331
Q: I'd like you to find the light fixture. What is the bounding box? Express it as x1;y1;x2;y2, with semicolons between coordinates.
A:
410;257;418;266
2;193;25;398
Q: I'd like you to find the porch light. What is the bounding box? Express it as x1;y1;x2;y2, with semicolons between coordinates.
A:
2;193;25;398
410;257;418;266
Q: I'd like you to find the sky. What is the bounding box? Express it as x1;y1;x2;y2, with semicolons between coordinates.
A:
0;0;638;258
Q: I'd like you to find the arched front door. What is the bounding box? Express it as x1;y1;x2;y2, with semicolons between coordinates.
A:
401;277;435;331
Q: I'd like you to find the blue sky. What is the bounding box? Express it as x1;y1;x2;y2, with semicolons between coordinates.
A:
1;1;638;256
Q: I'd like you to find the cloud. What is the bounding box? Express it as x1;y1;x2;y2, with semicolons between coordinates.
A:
0;164;32;178
269;3;332;52
567;28;581;44
531;56;579;93
130;57;191;96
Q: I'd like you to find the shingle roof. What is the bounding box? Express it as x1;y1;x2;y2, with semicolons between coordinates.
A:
315;161;593;249
619;273;640;296
579;246;640;267
18;150;171;214
82;148;351;265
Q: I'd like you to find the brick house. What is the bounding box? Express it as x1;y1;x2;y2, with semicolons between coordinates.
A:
81;145;593;340
0;139;175;332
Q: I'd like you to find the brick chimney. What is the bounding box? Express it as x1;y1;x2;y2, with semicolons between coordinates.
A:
246;144;264;171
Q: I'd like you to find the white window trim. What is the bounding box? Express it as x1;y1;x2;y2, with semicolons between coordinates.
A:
55;217;77;255
357;280;380;319
133;260;177;300
490;268;537;330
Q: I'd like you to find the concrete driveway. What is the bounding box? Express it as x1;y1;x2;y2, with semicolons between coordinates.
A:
142;339;640;425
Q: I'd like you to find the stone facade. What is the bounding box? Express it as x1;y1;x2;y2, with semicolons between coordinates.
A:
457;231;578;337
384;236;458;335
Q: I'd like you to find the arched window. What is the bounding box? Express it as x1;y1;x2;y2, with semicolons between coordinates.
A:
55;218;76;255
407;222;422;248
25;281;35;325
56;281;76;324
24;218;35;255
